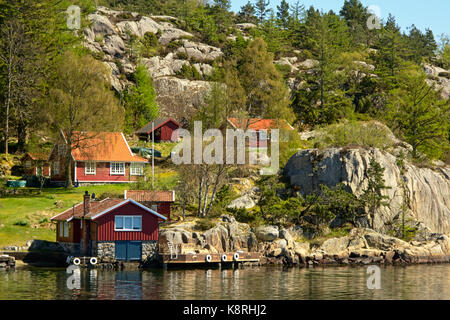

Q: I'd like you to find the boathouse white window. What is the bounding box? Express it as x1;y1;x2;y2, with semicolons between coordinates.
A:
151;204;158;212
114;216;142;231
130;163;144;176
53;161;60;175
60;221;69;238
25;161;31;168
85;162;96;175
110;162;125;175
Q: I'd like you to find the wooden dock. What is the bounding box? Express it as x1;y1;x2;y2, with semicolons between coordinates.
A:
159;252;260;267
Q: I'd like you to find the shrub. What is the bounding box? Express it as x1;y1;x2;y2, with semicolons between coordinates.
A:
311;120;396;150
13;220;28;227
98;192;123;200
195;219;216;231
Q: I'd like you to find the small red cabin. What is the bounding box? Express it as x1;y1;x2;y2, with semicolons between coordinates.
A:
51;192;167;262
136;118;181;142
125;190;175;221
227;118;294;147
22;153;50;176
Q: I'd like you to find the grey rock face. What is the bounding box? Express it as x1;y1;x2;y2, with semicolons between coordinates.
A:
227;194;256;210
284;147;450;234
255;225;279;241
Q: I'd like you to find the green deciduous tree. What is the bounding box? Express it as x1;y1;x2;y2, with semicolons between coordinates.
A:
42;51;124;187
124;64;159;132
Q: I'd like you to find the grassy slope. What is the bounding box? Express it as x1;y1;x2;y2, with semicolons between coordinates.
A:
0;168;178;248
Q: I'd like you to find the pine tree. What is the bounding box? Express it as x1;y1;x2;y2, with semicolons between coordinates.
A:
237;1;257;24
255;0;270;23
387;67;450;160
276;0;290;29
239;38;294;122
339;0;369;46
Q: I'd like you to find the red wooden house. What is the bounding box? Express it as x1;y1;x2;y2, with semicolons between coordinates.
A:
22;152;50;176
51;191;167;262
125;190;175;221
136;118;181;142
227;118;294;147
49;131;148;185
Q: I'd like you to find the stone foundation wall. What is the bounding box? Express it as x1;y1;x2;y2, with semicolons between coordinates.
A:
96;241;115;262
95;241;158;263
142;241;158;263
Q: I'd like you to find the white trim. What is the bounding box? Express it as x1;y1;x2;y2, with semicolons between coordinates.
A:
74;161;77;182
124;190;127;199
121;132;134;156
84;161;96;175
90;198;167;221
130;163;144;176
172;190;175;202
110;162;125;175
114;215;142;232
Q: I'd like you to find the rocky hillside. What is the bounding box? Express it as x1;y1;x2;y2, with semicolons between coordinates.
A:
82;6;450;120
284;147;450;235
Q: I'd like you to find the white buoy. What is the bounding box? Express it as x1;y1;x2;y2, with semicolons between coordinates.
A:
205;254;212;263
90;257;98;265
233;253;239;261
73;257;81;265
221;254;228;262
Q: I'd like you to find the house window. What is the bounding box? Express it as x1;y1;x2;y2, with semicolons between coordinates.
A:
114;216;142;231
151;204;158;212
85;162;96;175
60;221;69;238
25;161;31;169
37;166;43;176
58;144;66;156
110;162;125;175
53;161;60;175
130;163;144;176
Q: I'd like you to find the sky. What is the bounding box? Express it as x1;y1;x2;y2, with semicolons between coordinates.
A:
230;0;449;42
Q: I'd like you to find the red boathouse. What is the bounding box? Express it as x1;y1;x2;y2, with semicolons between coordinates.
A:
51;192;167;262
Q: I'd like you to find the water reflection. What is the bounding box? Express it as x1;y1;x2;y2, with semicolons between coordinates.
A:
0;264;450;300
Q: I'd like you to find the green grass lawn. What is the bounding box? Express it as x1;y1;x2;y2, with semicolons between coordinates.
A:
0;167;179;249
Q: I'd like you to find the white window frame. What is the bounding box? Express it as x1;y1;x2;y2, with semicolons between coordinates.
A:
25;160;31;169
85;161;96;175
59;222;63;237
53;161;60;175
110;162;125;175
63;221;69;238
114;215;142;232
130;163;144;176
151;204;158;212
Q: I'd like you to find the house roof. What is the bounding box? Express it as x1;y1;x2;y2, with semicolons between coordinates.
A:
64;132;147;162
51;198;167;222
23;152;49;161
227;118;294;131
125;190;175;203
135;118;181;135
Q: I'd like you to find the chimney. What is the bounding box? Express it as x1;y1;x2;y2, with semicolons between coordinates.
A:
83;191;90;216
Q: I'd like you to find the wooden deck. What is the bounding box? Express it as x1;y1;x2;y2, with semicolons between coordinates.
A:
159;252;260;264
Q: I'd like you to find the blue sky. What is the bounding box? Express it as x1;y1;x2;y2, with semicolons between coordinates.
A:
230;0;449;42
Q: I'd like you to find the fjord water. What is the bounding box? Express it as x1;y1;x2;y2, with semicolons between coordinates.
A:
1;264;449;300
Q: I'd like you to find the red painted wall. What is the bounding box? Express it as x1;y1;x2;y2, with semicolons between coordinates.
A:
158;203;171;221
75;162;143;182
95;202;159;241
160;121;179;141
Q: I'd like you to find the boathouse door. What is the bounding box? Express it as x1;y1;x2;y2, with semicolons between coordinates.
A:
115;241;142;261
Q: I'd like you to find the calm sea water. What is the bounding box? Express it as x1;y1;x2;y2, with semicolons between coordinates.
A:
0;264;449;300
